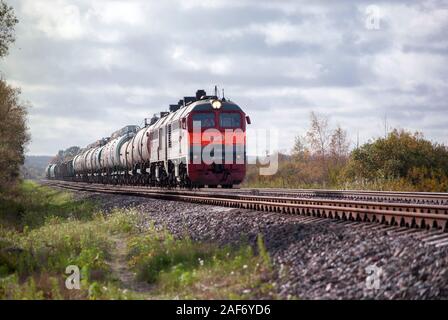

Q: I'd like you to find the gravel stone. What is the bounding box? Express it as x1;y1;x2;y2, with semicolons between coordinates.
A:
71;190;448;299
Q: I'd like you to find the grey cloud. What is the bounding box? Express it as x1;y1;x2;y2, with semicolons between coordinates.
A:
1;0;447;154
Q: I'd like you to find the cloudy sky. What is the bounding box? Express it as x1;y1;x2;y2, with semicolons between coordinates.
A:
1;0;447;156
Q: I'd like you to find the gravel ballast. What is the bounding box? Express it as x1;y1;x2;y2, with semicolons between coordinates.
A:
73;191;448;299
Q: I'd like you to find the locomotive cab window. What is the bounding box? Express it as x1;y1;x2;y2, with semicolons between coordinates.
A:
220;113;241;128
192;113;215;128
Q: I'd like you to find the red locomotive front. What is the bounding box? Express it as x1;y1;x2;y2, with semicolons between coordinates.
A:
186;99;248;188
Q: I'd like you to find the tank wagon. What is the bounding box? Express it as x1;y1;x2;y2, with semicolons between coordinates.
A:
47;89;250;188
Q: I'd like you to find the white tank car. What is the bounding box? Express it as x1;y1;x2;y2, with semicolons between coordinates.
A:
88;148;96;172
104;138;117;169
125;137;134;170
100;140;111;169
131;127;147;167
83;148;94;173
100;125;138;171
45;164;52;179
119;140;130;170
73;154;80;174
91;146;103;172
73;150;87;174
141;126;152;163
49;164;56;179
114;136;132;168
149;122;159;164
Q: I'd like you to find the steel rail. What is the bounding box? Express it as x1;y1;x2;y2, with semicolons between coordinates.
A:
44;181;448;213
236;188;448;204
42;180;448;231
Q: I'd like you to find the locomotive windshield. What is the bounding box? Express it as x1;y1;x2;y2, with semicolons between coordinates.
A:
192;113;215;128
220;113;241;128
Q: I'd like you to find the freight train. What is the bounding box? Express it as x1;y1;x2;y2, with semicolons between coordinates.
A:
45;89;250;188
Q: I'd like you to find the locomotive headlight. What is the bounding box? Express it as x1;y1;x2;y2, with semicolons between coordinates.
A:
212;100;222;109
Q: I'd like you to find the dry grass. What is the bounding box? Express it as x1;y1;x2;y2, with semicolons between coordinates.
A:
1;181;278;300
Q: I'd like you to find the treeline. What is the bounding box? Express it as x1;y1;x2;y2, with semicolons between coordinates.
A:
0;1;29;192
244;113;448;192
50;146;81;164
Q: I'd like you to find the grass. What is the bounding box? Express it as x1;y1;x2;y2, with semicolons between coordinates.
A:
127;229;275;299
0;181;140;299
0;180;97;229
0;180;278;300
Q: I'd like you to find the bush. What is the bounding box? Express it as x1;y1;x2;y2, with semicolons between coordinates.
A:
344;129;448;192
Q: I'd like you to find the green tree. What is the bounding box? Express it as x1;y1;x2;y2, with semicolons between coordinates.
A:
63;146;81;161
0;0;17;58
344;129;448;191
291;135;308;161
0;81;29;189
51;146;81;164
0;1;29;191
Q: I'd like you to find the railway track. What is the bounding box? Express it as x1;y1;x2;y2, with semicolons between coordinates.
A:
42;180;448;233
229;188;448;205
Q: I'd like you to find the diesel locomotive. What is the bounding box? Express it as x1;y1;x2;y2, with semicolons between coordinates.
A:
46;88;250;188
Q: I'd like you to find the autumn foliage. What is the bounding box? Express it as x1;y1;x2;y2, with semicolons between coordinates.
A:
245;112;350;188
0;1;29;192
343;130;448;192
0;82;29;189
244;113;448;192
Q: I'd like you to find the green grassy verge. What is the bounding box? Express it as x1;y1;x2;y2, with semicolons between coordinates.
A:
128;229;274;299
0;181;277;300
